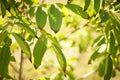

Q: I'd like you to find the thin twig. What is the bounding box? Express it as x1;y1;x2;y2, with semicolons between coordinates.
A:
19;50;24;80
19;32;26;80
59;22;89;41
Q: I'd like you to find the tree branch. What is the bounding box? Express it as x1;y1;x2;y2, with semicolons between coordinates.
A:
59;22;89;41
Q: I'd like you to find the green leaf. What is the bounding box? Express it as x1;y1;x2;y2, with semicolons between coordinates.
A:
111;70;116;77
47;33;62;49
112;57;119;68
49;4;62;33
4;36;12;46
1;3;6;17
21;17;30;24
24;0;33;5
101;0;105;9
12;33;31;58
108;32;116;55
109;12;120;31
100;11;109;23
33;35;47;69
104;23;112;40
0;45;11;76
113;26;120;46
15;22;36;37
84;0;91;11
88;50;99;64
16;16;30;24
1;0;9;9
9;0;17;15
0;31;8;43
52;44;67;73
25;34;34;45
66;4;89;19
92;35;105;47
36;6;47;29
29;7;35;17
98;58;106;77
56;3;64;9
104;56;113;80
94;0;100;13
66;71;75;80
10;56;16;62
109;11;120;24
47;35;66;73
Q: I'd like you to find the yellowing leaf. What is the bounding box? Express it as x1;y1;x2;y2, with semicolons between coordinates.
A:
32;0;39;4
62;7;69;16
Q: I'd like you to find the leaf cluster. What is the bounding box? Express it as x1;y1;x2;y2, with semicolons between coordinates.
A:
0;0;120;79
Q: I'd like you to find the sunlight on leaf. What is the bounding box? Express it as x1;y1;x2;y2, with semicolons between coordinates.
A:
32;0;39;4
49;4;62;33
12;33;31;58
15;22;36;37
66;4;89;19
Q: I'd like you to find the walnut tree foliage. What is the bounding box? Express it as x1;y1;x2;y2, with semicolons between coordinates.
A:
0;0;120;80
